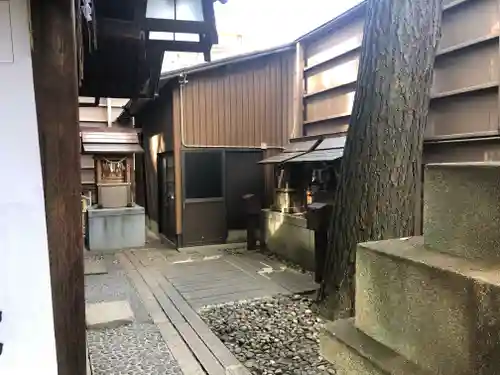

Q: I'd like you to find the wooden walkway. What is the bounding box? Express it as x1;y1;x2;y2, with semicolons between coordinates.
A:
113;248;318;375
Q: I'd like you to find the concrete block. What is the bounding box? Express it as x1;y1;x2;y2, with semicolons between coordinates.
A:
424;163;500;262
262;209;315;271
355;237;500;375
84;258;107;275
320;319;429;375
86;205;146;251
86;300;134;329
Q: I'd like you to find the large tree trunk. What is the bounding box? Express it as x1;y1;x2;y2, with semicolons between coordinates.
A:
318;0;442;318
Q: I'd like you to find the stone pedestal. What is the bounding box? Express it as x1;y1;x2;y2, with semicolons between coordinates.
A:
321;163;500;375
262;209;315;271
86;204;146;251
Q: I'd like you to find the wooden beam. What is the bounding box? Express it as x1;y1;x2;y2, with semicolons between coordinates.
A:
201;0;219;44
147;39;207;53
146;18;211;34
144;47;165;97
30;1;86;375
97;17;140;39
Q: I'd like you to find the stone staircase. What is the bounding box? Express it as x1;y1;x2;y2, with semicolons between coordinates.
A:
320;162;500;375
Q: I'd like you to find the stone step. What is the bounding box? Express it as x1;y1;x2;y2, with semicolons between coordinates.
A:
86;300;134;330
355;236;500;375
320;319;431;375
424;162;500;262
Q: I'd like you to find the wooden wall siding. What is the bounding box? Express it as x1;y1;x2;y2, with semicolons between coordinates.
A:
301;10;365;137
305;54;359;96
178;52;295;148
425;139;500;163
426;90;499;138
81;154;94;168
427;0;500;140
305;119;350;137
439;0;499;52
432;42;499;97
305;87;355;123
300;0;500;141
305;18;364;68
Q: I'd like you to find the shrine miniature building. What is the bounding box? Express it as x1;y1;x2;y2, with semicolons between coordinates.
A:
95;155;134;208
81;129;146;251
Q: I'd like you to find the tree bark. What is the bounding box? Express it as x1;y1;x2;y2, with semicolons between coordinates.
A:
318;0;442;318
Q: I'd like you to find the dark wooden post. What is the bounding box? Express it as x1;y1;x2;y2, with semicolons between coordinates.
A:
306;203;333;284
243;194;261;250
30;1;86;374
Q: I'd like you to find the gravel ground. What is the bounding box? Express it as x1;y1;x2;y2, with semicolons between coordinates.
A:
87;323;182;375
200;295;336;375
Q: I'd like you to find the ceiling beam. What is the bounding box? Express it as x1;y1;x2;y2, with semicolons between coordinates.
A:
145;18;211;34
147;39;207;53
97;18;140;39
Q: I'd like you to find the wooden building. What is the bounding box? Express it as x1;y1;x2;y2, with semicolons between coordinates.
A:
122;0;500;251
121;47;296;247
295;0;500;161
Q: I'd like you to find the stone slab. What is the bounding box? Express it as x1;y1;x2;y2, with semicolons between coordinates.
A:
84;258;107;275
86;300;134;330
267;269;319;294
321;319;431;375
424;163;500;262
356;237;500;375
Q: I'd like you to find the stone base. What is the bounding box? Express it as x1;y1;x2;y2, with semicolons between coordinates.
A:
86;204;146;251
355;237;500;375
424;163;500;262
320;319;430;375
262;209;315;271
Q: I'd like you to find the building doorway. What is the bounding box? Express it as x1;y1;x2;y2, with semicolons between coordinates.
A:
158;152;177;244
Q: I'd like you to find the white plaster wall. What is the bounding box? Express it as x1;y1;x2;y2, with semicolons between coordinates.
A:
0;0;59;374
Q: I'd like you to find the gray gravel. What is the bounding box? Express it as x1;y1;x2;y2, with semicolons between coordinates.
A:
200;295;336;375
87;323;182;375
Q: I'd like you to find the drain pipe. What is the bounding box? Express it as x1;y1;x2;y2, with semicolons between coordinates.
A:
179;73;188;148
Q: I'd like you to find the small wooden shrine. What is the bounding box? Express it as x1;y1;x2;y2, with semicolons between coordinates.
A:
81;129;143;208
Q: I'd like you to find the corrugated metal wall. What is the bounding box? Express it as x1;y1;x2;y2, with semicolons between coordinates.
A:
298;0;500;155
173;51;296;148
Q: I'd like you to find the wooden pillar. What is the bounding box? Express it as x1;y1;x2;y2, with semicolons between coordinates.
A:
30;1;86;375
293;42;305;138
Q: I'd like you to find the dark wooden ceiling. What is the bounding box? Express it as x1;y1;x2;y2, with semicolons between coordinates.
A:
78;0;218;99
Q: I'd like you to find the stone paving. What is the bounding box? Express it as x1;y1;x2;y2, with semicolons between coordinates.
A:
85;254;182;375
87;323;182;375
84;246;320;375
